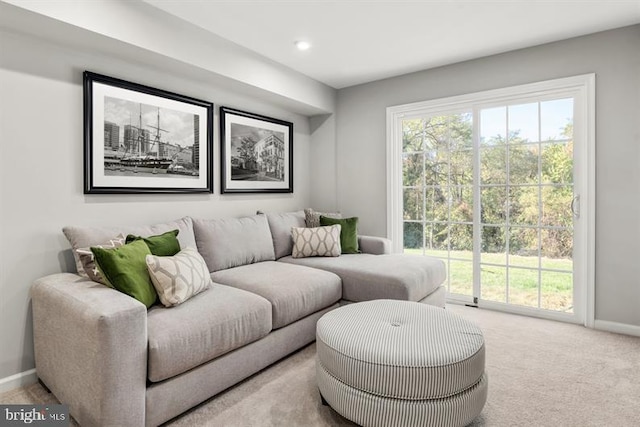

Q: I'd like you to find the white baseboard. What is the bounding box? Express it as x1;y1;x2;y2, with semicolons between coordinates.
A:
594;320;640;337
0;369;37;394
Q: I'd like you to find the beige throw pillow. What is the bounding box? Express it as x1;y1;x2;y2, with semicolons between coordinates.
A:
146;247;212;307
291;225;342;258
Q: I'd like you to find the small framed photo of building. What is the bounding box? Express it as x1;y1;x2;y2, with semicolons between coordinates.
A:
83;71;213;194
220;107;293;194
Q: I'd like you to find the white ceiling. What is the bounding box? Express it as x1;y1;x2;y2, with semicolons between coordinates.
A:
144;0;640;89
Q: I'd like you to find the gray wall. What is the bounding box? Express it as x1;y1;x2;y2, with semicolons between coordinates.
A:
335;25;640;326
0;29;317;380
309;114;338;211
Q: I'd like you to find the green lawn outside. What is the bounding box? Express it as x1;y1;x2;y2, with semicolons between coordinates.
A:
404;249;573;312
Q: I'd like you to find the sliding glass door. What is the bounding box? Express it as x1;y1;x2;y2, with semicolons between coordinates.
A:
389;76;594;323
476;100;574;312
402;112;475;299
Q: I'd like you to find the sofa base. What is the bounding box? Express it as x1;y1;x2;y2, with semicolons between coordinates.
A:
145;303;339;427
418;285;446;307
341;285;447;309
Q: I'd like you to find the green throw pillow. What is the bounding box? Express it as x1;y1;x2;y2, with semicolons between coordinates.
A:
319;216;359;254
126;229;180;256
91;239;157;308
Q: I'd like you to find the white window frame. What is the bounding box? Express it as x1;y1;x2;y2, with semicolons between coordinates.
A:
386;75;595;327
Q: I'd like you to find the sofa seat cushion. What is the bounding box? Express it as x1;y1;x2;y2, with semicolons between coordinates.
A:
279;254;446;303
211;261;341;329
147;284;272;382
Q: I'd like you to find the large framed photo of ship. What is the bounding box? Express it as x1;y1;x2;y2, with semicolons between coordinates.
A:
220;107;293;194
83;71;213;194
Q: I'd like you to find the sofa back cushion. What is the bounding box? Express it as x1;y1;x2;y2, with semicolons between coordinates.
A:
193;215;275;272
262;210;305;259
63;217;197;277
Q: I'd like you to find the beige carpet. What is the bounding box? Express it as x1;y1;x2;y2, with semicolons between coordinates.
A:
2;305;639;426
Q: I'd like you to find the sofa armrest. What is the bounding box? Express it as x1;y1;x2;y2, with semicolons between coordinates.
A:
358;235;392;255
31;273;147;427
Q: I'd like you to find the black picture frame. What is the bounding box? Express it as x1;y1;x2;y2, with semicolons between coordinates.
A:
220;106;293;194
83;71;213;194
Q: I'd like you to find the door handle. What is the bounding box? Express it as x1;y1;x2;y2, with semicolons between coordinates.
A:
571;195;580;219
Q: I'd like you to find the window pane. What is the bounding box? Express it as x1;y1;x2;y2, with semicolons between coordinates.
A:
480;106;506;146
449;224;473;256
541;142;573;184
424;150;449;186
540;186;573;228
509;186;538;226
402;118;424;151
424;186;443;222
450;260;473;296
425;248;447;258
480;147;506;184
450;149;473;186
403;188;423;220
541;98;573;141
481;226;506;264
508;103;539;143
450;186;473;223
541;252;573;272
509;144;539;184
450;113;473;150
428;222;449;252
424;116;448;150
540;228;573;260
481;265;506;303
509;227;539;268
403;222;423;251
540;271;573;312
508;267;539;308
480;186;507;224
402;153;423;186
430;187;449;222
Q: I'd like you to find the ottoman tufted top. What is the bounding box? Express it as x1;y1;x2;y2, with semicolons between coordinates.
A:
316;300;485;400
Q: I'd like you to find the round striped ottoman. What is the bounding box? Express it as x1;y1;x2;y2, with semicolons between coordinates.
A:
316;300;487;427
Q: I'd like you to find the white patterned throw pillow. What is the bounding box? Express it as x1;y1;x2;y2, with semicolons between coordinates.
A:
75;233;126;285
146;247;212;307
291;225;342;258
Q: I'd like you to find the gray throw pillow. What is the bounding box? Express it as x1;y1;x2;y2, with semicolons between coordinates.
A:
304;208;341;228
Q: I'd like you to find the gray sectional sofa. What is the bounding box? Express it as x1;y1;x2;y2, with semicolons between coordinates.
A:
31;210;446;426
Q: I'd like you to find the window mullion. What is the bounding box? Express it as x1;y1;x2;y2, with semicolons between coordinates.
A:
422;119;427;256
505;107;511;305
472;107;481;304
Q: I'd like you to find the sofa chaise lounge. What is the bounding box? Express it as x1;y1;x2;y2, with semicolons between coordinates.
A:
31;210;446;426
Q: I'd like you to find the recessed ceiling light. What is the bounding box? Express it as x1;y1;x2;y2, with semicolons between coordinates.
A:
295;40;311;51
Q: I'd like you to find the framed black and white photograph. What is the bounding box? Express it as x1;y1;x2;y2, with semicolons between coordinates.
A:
84;71;213;194
220;106;293;193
